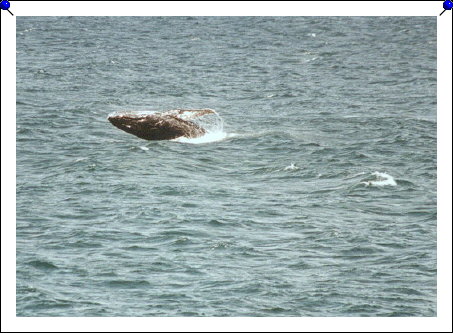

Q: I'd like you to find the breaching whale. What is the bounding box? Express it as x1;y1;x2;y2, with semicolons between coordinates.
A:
108;109;215;141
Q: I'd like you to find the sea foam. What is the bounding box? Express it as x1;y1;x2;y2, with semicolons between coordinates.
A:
362;171;397;187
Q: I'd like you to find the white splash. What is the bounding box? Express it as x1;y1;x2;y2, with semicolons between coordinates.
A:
284;163;299;171
362;171;397;187
173;109;228;144
139;146;149;151
173;130;228;144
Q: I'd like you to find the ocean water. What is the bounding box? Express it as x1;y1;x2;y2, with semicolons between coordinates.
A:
16;17;437;317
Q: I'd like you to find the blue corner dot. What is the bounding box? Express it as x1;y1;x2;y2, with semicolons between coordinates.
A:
0;0;11;10
444;0;453;10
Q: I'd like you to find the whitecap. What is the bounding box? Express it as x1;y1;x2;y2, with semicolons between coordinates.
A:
362;171;397;187
284;163;299;171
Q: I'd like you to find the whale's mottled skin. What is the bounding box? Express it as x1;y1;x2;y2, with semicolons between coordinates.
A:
108;109;215;141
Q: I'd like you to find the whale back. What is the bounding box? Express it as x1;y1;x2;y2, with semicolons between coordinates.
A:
108;110;208;140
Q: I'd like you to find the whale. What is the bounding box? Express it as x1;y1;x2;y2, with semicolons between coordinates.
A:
108;109;215;141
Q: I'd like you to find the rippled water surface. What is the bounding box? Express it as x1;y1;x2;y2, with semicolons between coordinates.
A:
16;17;436;316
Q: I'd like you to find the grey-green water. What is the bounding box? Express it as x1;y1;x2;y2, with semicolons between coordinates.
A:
16;17;436;316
